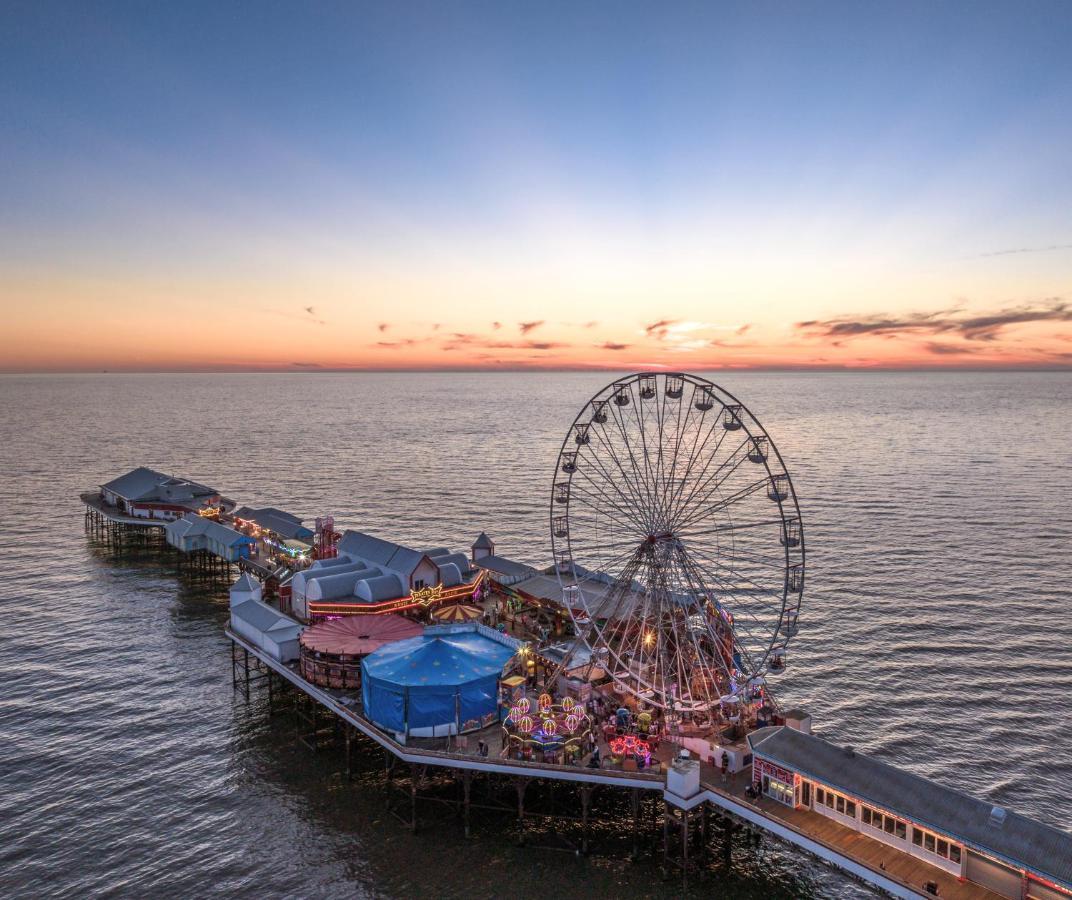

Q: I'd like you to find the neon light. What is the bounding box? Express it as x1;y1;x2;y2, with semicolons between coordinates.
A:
609;734;651;764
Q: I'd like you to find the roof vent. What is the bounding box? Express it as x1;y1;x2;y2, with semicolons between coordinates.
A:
988;806;1007;829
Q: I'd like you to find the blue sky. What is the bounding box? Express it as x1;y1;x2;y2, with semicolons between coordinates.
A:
2;1;1071;369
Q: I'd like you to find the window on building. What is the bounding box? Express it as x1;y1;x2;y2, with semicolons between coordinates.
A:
816;788;825;805
884;816;895;835
912;826;960;862
862;807;872;826
825;792;834;809
895;821;907;840
836;796;845;814
764;777;795;807
414;579;426;589
846;800;856;818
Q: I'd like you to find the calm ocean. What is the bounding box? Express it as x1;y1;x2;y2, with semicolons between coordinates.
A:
1;371;1069;898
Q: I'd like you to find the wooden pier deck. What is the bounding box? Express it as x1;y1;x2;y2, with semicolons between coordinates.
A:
695;767;1001;900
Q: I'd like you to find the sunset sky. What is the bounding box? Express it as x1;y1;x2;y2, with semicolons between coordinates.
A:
2;2;1071;371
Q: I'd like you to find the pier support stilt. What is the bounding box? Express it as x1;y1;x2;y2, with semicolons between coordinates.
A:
514;777;528;846
462;770;472;838
630;788;641;860
579;784;593;855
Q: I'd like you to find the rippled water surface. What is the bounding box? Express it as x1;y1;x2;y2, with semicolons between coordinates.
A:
1;371;1069;898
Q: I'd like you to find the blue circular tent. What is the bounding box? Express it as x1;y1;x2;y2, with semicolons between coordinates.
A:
361;627;519;737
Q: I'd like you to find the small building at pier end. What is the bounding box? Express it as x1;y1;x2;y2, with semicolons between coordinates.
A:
748;725;1072;900
98;466;230;520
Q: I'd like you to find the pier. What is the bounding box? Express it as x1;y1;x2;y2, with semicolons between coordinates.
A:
83;413;1072;900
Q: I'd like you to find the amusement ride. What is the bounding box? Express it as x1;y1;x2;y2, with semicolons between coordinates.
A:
550;372;805;726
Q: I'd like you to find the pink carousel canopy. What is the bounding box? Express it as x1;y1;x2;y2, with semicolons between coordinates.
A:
299;614;422;656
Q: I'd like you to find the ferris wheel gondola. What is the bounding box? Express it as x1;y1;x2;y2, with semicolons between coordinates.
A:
550;372;804;715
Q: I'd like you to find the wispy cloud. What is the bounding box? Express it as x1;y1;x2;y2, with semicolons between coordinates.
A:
977;243;1072;258
644;318;678;339
492;321;502;330
599;341;630;351
378;322;390;333
796;299;1071;343
519;320;544;334
264;306;326;326
291;361;321;367
924;342;984;355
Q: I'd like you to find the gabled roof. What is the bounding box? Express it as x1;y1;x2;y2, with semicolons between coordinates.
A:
338;531;400;566
230;573;261;593
751;726;1072;889
474;555;536;579
231;598;302;636
338;531;433;577
102;467;219;503
472;532;495;549
173;514;254;547
387;546;427;577
232;506;311;540
102;467;170;499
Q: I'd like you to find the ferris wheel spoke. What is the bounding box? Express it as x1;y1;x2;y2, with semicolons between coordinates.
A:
579;433;662;531
567;481;649;538
667;428;747;528
605;386;659;529
662;383;698;516
591;416;655;532
570;457;651;535
669;437;754;530
683;542;789;597
663;401;726;526
628;381;660;524
672;476;774;533
665;550;737;689
693;540;793;574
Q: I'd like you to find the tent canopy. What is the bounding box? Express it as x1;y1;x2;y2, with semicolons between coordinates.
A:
361;631;517;733
363;632;515;686
300;613;421;656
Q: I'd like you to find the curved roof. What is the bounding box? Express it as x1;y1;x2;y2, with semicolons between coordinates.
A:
431;552;469;575
299;614;421;656
355;573;406;602
306;569;377;601
437;562;463;587
362;631;516;687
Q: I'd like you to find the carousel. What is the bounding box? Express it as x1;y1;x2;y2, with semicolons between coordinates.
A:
298;613;422;689
502;693;594;764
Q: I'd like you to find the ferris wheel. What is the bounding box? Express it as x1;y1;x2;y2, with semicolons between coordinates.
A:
550;372;804;716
